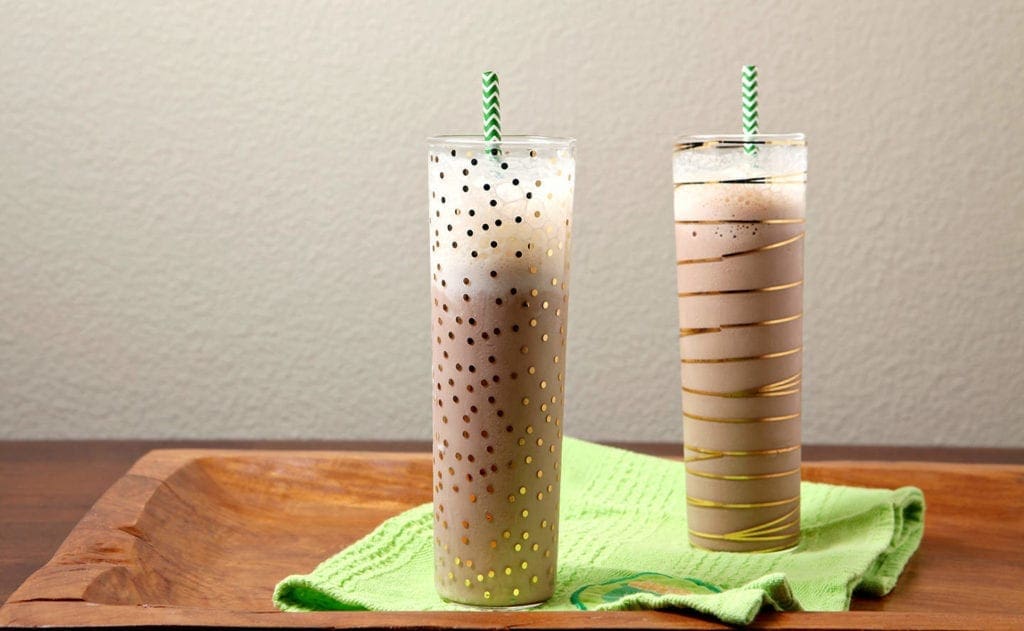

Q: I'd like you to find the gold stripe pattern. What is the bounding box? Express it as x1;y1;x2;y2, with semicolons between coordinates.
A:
685;466;800;481
679;314;802;338
674;218;804;225
683;385;798;398
678;327;719;337
687;495;799;509
687;540;799;554
677;280;802;298
689;508;800;542
674;142;805;553
689;530;795;542
680;346;801;364
721;313;802;330
674;139;806;152
674;172;806;188
683;443;800;463
683;411;800;424
677;232;804;265
683;371;801;397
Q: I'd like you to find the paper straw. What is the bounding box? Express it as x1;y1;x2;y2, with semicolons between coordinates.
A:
742;65;758;155
482;71;501;144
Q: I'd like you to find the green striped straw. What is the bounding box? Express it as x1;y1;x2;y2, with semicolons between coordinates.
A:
482;71;501;147
742;65;758;155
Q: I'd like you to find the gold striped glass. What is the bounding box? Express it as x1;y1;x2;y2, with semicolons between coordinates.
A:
673;134;807;552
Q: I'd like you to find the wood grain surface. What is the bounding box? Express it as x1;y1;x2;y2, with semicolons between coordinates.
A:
1;442;1022;629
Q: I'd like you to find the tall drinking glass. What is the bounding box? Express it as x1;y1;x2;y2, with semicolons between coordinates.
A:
428;136;574;605
673;135;806;552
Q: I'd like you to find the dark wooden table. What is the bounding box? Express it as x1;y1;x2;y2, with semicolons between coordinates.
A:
2;440;1022;629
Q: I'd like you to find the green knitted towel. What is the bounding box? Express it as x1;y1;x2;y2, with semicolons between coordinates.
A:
274;438;924;626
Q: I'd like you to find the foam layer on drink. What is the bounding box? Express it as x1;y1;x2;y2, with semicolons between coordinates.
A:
429;140;573;605
674;139;806;552
430;148;573;296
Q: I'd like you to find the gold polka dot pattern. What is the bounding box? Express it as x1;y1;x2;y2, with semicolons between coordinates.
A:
428;138;574;606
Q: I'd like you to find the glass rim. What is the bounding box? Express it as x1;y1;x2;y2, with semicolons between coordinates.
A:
674;133;805;150
428;135;575;149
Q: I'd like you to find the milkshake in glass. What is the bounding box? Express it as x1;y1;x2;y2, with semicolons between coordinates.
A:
428;136;574;605
673;135;806;552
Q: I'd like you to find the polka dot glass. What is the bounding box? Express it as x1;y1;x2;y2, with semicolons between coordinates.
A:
428;136;574;607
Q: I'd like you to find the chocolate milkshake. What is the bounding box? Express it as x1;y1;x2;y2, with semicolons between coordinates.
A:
673;135;807;552
428;136;574;605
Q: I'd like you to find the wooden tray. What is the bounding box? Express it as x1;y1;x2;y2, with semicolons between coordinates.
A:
1;450;1022;630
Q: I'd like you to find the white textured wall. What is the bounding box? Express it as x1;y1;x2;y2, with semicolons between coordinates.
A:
2;1;1022;445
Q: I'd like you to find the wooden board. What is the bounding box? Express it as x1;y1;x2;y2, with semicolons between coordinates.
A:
1;450;1022;629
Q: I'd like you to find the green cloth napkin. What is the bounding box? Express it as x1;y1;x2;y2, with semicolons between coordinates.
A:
274;438;924;626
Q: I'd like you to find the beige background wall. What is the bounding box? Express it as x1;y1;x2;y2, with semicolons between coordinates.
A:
2;1;1022;444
